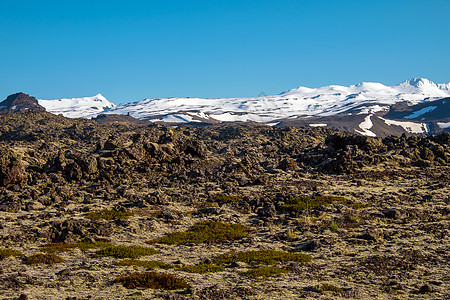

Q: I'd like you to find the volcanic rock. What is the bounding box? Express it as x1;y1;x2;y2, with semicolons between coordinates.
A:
0;93;46;113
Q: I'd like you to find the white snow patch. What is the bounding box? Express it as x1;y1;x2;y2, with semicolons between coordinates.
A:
357;105;389;115
437;122;450;129
38;94;115;118
355;115;377;137
309;123;328;127
381;117;428;134
153;114;201;123
187;111;211;119
404;106;437;119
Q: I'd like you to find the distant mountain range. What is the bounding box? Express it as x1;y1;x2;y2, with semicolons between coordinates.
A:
1;78;449;137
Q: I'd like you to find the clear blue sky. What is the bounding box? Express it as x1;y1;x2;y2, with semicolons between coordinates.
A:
1;0;449;104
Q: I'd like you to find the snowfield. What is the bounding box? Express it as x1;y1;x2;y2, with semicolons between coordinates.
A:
38;78;450;123
38;94;115;119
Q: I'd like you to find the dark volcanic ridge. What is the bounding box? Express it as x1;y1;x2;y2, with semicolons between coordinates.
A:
0;92;46;113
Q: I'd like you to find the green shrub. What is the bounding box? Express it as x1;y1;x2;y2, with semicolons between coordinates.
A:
177;263;224;274
330;222;339;231
0;248;22;260
40;242;75;253
40;241;113;253
147;221;251;245
216;195;243;205
348;203;368;209
282;195;345;212
118;259;174;270
86;209;134;220
115;272;189;290
72;241;113;251
214;249;312;265
321;283;343;294
241;266;288;278
96;245;158;259
27;253;63;265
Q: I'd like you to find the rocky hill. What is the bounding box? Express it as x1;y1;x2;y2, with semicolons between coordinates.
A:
0;111;448;299
0;93;46;113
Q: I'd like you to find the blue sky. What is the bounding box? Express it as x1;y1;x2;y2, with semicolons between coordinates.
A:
1;0;449;104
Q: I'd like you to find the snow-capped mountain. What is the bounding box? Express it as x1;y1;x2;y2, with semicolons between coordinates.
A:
38;94;115;119
32;78;450;137
103;78;450;123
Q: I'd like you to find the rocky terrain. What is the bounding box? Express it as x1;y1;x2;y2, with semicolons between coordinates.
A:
0;111;449;299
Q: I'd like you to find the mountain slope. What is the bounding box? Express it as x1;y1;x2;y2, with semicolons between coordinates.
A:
31;78;450;136
104;77;450;123
38;94;115;118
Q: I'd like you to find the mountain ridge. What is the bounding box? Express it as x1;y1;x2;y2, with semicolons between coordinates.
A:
2;78;449;137
36;78;450;122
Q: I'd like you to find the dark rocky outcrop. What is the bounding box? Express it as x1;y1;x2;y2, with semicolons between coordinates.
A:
0;93;46;113
0;147;27;186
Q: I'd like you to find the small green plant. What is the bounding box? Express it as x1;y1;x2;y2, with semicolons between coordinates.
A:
216;195;243;205
330;222;339;231
147;221;251;245
115;272;189;290
117;259;174;270
282;195;345;212
241;266;288;278
96;245;158;259
177;263;224;274
0;248;22;260
86;209;134;220
321;283;343;294
27;253;63;265
284;228;299;241
214;249;312;265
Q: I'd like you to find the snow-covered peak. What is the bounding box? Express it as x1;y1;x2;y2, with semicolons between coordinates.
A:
38;94;115;118
403;77;435;88
394;77;449;97
438;82;450;92
281;78;450;102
